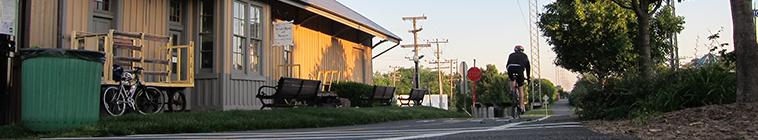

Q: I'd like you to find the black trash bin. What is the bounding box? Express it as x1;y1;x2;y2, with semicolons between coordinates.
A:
493;104;503;117
20;48;105;132
485;103;503;117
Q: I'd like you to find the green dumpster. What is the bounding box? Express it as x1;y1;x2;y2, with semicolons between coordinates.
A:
20;48;105;132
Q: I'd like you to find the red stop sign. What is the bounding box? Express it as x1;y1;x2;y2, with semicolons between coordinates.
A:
467;67;481;81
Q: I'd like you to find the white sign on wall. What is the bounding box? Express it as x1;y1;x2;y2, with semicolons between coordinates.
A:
273;21;293;46
0;0;15;35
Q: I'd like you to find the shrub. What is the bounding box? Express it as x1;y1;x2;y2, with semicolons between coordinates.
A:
571;65;736;121
331;81;372;107
634;65;736;119
572;76;644;120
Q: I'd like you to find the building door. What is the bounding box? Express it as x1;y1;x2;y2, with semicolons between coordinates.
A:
91;0;117;52
168;30;186;80
353;48;365;83
168;0;187;81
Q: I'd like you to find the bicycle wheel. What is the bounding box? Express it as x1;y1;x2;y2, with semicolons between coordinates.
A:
511;91;521;119
167;90;186;112
102;86;126;116
135;87;165;114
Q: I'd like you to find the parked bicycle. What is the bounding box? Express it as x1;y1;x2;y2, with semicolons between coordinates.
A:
102;66;166;116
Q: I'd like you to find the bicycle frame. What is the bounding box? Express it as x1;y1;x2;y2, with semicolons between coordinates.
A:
511;90;521;119
116;79;140;110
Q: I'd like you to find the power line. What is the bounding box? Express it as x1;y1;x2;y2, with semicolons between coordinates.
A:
516;0;530;29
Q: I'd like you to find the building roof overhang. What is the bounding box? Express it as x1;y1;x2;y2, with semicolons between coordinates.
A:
278;0;402;44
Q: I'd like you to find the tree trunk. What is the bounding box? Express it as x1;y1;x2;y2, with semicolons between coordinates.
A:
638;12;653;80
731;0;758;102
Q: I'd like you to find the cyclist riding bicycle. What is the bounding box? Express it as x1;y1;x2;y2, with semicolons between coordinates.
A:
507;45;530;114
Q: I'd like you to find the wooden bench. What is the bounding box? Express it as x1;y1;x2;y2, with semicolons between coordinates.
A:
360;85;396;107
397;89;426;107
256;77;322;109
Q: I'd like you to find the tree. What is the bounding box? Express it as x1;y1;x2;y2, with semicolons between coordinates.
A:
525;78;557;104
730;0;758;102
475;64;510;103
539;0;638;82
539;0;684;83
610;0;662;79
609;0;684;79
557;86;569;99
373;72;393;86
651;6;686;64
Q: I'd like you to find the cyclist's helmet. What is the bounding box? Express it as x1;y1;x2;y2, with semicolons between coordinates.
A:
514;45;524;52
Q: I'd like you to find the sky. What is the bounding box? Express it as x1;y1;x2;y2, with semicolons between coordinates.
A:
337;0;735;91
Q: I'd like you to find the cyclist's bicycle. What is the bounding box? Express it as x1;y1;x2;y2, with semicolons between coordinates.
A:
510;80;528;119
102;67;166;116
510;89;523;119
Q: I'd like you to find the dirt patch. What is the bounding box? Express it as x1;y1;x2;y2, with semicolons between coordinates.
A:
582;102;758;140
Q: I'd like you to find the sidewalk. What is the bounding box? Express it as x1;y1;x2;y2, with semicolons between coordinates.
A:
551;98;573;116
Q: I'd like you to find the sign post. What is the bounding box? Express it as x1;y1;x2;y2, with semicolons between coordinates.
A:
467;67;481;114
543;95;549;116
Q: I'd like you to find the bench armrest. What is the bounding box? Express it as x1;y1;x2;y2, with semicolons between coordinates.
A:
256;85;278;97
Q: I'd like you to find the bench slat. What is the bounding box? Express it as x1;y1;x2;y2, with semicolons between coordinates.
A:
361;85;396;107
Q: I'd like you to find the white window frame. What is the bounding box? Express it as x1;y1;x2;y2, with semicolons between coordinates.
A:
231;0;265;78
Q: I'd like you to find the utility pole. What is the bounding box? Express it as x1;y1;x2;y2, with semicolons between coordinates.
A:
429;39;448;108
668;0;679;69
389;66;403;87
447;59;457;110
402;15;428;89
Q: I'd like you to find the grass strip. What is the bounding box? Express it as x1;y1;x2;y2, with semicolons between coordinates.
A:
522;104;555;118
0;106;469;139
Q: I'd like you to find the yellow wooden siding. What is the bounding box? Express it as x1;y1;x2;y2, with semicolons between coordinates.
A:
29;0;59;48
120;0;169;82
64;0;90;48
277;24;370;83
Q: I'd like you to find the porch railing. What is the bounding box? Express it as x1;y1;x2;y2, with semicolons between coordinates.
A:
70;30;194;87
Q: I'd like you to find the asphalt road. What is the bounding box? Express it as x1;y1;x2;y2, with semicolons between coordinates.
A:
48;100;639;140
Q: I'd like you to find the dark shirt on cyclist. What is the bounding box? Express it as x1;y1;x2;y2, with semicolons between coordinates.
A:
507;51;530;85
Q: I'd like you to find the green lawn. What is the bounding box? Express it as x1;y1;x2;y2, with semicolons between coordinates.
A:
0;106;470;139
521;104;555;118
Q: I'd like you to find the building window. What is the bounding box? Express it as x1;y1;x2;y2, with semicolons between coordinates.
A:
169;0;181;23
199;0;214;69
94;0;110;11
232;1;263;74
